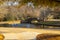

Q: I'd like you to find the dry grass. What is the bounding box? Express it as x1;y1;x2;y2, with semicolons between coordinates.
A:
0;20;21;24
36;33;60;40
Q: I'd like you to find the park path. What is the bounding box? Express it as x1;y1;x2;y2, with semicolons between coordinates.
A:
0;27;60;40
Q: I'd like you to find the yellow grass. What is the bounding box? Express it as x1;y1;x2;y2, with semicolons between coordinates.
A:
0;20;21;24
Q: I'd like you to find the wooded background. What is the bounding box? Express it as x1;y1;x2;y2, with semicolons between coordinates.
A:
0;0;60;21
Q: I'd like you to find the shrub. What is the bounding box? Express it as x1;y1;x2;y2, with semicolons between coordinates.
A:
36;33;60;40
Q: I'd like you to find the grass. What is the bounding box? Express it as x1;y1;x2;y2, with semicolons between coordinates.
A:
35;21;60;26
0;20;21;24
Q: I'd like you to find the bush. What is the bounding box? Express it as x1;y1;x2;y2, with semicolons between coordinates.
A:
0;34;5;40
36;33;60;40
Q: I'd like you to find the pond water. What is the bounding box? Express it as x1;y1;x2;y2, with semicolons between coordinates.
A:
11;23;36;28
0;23;36;28
0;23;60;29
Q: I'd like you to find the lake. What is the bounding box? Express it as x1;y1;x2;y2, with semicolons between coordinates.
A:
0;23;60;29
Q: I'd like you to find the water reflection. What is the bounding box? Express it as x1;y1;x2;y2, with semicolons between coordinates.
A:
0;23;36;28
11;23;36;28
0;23;60;29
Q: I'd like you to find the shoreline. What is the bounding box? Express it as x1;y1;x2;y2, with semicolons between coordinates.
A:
0;20;21;24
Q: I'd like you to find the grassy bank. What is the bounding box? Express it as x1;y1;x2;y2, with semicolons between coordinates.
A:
34;21;60;26
0;20;21;24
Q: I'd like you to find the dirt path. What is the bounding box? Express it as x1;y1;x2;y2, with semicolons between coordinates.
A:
0;27;60;34
0;27;60;40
